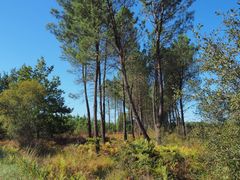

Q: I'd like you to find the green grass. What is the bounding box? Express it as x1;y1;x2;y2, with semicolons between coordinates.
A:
0;146;31;180
0;162;26;180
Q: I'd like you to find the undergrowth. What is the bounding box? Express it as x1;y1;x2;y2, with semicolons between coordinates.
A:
0;134;206;180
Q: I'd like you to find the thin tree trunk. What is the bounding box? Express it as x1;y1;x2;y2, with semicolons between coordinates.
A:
152;81;160;142
156;31;163;144
108;97;111;131
155;4;165;144
122;79;127;141
94;42;99;138
179;88;186;137
179;68;186;137
93;42;100;154
114;97;117;133
175;103;181;134
130;107;135;139
82;64;92;138
99;55;106;143
129;85;135;139
102;41;107;137
180;96;186;136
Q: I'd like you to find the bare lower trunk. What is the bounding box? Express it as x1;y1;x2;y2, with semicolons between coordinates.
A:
175;103;181;134
123;80;127;141
99;56;106;143
102;42;107;137
108;97;111;130
130;107;135;139
180;96;186;137
114;98;117;133
82;64;92;138
94;43;99;138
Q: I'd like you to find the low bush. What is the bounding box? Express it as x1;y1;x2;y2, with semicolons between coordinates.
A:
203;121;240;179
116;139;204;179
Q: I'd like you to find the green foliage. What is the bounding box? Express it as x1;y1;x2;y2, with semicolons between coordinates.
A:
196;7;240;122
188;121;240;179
72;116;89;134
48;0;106;65
117;139;202;179
0;80;46;145
0;59;72;144
204;122;240;179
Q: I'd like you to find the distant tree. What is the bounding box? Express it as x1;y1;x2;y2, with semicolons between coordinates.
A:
141;0;195;143
166;35;197;136
106;0;150;141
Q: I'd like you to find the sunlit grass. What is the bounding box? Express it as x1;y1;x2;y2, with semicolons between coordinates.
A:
0;133;208;179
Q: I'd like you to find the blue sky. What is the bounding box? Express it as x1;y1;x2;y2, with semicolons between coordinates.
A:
0;0;238;120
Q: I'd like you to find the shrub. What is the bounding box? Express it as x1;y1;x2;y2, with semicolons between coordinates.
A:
203;121;240;179
0;80;46;145
117;139;203;179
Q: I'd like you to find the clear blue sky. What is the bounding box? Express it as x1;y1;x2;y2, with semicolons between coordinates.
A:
0;0;238;120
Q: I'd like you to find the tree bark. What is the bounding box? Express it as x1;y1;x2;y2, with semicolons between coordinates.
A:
156;28;164;144
114;97;117;133
94;42;99;138
103;44;107;134
82;64;92;138
155;2;165;144
108;97;111;131
99;51;106;143
122;79;127;141
179;79;186;137
130;107;135;139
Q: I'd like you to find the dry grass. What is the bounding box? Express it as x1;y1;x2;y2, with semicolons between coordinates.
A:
0;133;207;179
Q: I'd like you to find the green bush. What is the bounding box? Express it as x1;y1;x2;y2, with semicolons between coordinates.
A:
203;121;240;179
117;139;199;179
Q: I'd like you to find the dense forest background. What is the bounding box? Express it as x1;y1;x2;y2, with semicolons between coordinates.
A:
0;0;239;179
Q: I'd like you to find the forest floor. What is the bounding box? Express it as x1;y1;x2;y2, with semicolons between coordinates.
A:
0;133;207;180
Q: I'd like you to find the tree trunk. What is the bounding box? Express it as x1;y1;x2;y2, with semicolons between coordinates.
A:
108;97;111;131
179;79;186;137
94;42;99;138
82;64;92;138
180;96;186;137
121;57;150;141
175;103;181;134
114;97;117;133
130;107;135;139
99;52;106;144
122;79;127;141
102;41;107;137
155;5;165;144
156;30;164;144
